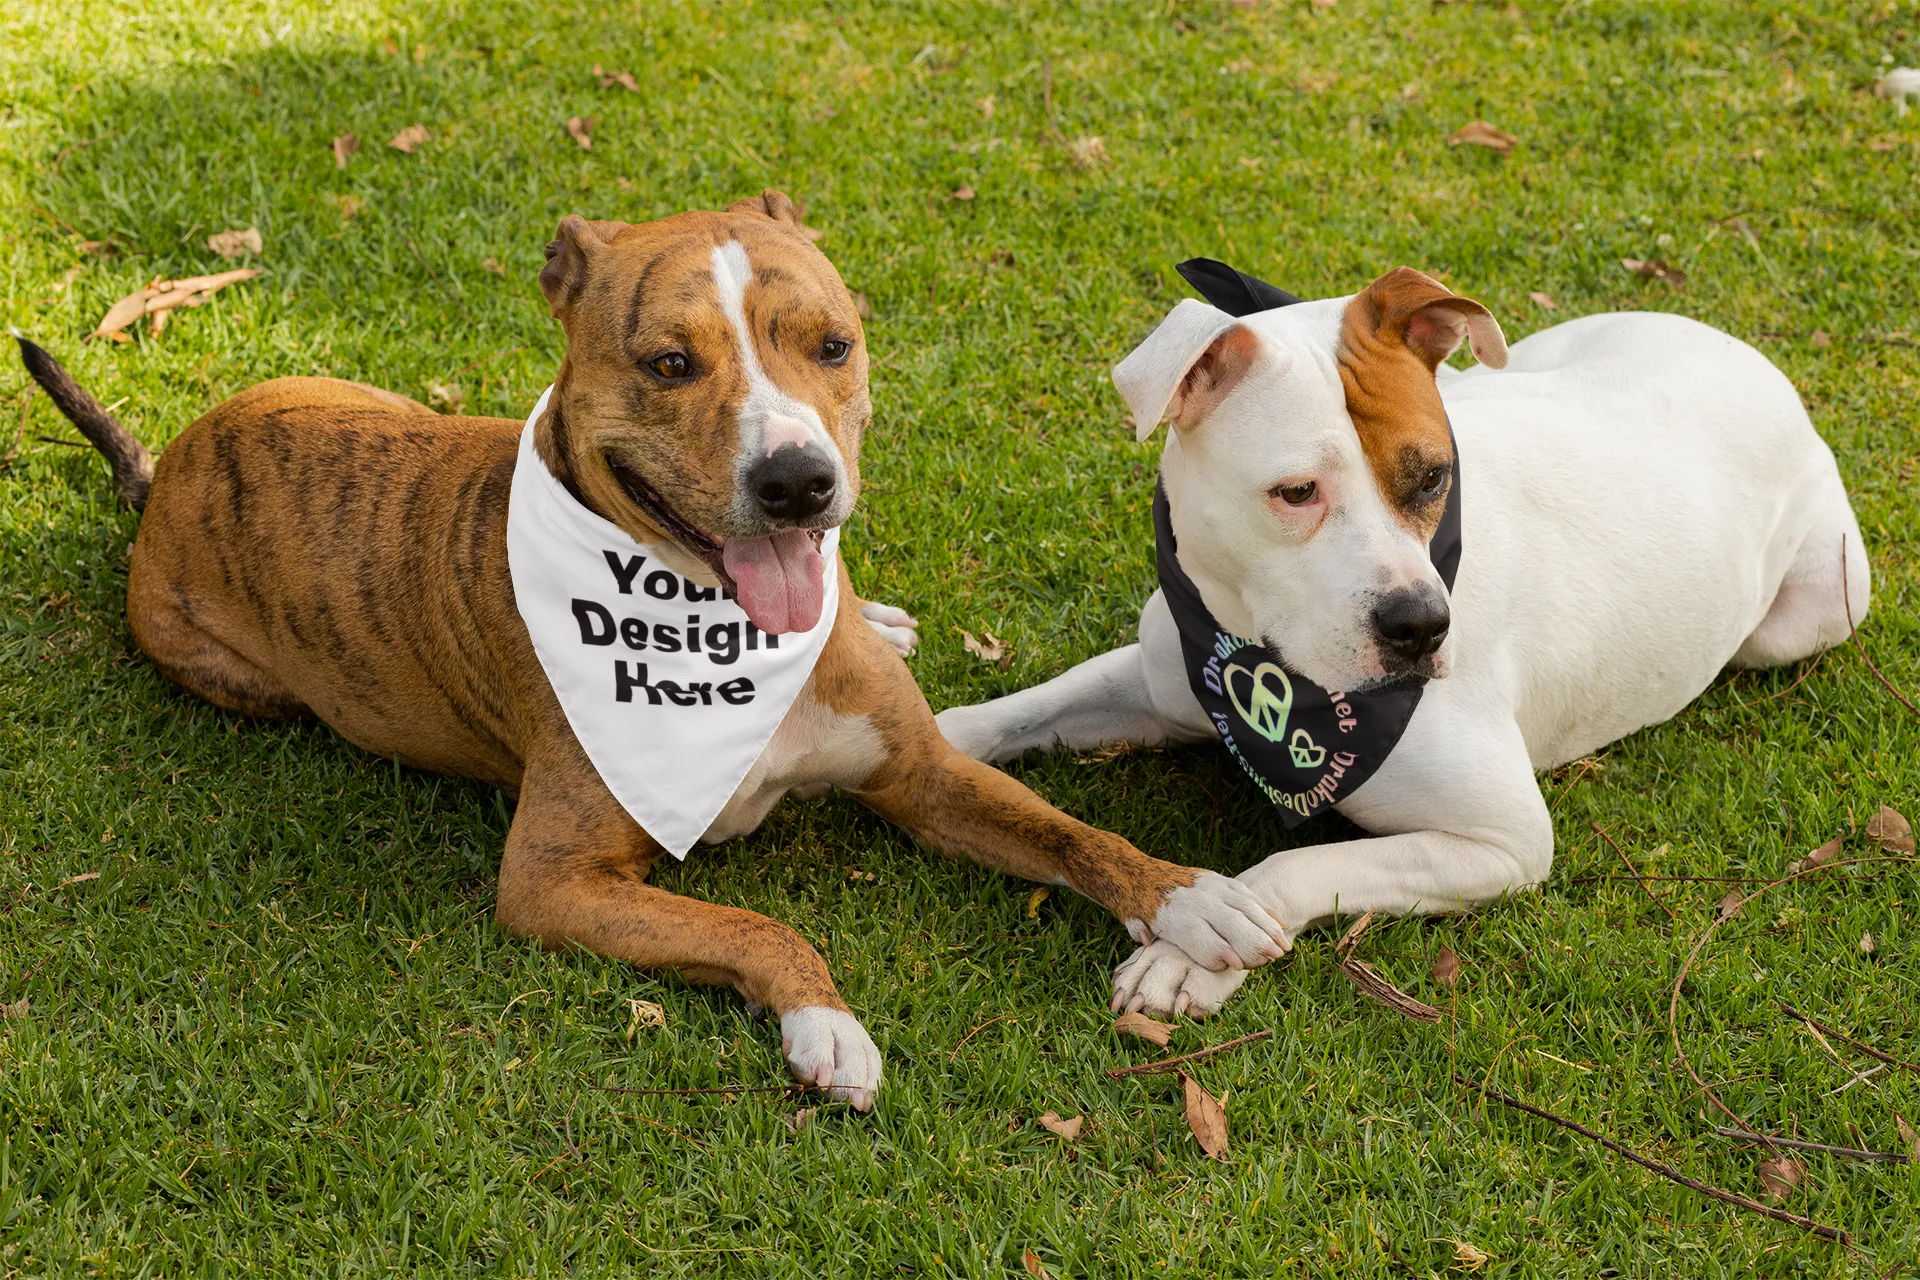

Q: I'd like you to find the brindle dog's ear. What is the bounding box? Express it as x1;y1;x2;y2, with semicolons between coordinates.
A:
538;215;629;318
1358;267;1509;370
726;189;806;231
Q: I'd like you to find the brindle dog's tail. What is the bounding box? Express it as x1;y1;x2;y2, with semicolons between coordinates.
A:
10;327;153;511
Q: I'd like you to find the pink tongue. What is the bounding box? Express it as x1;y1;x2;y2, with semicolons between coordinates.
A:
722;530;826;635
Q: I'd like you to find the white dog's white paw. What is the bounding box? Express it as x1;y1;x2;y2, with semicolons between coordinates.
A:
860;600;919;656
1129;870;1290;971
1111;940;1250;1018
779;1006;882;1112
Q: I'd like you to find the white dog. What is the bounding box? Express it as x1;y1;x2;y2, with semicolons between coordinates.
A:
937;263;1870;1018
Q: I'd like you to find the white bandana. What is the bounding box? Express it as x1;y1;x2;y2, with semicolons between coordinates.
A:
505;388;839;857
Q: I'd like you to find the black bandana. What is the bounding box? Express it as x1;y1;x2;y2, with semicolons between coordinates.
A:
1155;258;1463;828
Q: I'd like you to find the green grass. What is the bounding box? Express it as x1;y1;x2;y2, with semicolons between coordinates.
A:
3;0;1918;1274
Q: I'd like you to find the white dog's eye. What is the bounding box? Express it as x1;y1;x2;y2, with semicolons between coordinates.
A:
1270;481;1317;506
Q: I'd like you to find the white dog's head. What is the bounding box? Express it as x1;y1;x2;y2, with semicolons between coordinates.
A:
1116;267;1507;692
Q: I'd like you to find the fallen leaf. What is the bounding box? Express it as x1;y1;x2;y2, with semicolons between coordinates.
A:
624;997;666;1038
381;37;399;56
1716;889;1745;921
1859;931;1876;955
566;116;594;150
387;124;430;153
1333;909;1376;959
1757;1154;1804;1201
1791;835;1843;873
1309;0;1337;8
1232;0;1259;9
1868;135;1902;152
1037;1111;1083;1141
149;309;169;337
1114;1011;1174;1048
1447;120;1518;153
1432;943;1461;988
79;239;114;255
1022;1250;1051;1280
1450;1240;1491;1271
783;1107;816;1132
989;249;1017;267
1865;804;1914;853
1025;887;1048;918
1342;958;1444;1022
206;226;262;259
960;628;1012;671
1809;329;1832;349
1529;290;1558;311
425;382;465;413
89;269;261;341
593;64;641;93
482;257;507;276
1181;1072;1228;1159
1896;1112;1918;1160
1294;72;1338;94
328;192;366;220
1621;258;1687;289
56;871;101;889
0;996;27;1021
851;291;871;321
1067;135;1108;168
977;94;996;119
950;184;975;200
331;134;360;168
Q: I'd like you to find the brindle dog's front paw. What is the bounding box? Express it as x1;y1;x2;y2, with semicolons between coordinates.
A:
1111;940;1250;1018
1130;870;1291;971
780;1006;882;1112
860;600;919;656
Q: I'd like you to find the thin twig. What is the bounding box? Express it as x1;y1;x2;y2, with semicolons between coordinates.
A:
52;130;121;173
1103;1030;1273;1079
615;1112;708;1150
1778;1002;1920;1078
1593;822;1677;919
1823;1063;1887;1098
1455;1075;1852;1246
1567;874;1775;886
950;1013;1016;1060
1711;1126;1911;1164
35;435;88;448
588;1082;802;1097
1842;535;1920;720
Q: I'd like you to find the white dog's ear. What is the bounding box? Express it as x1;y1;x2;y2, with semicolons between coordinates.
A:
1356;267;1508;371
1112;299;1260;441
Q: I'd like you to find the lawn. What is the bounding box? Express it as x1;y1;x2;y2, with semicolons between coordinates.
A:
3;0;1918;1275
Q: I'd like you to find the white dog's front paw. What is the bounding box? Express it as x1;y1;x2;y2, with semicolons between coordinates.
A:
779;1006;882;1112
860;600;919;656
1111;941;1250;1018
1130;870;1291;971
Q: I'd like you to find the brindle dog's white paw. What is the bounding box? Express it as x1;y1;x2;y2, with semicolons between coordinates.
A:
860;600;919;656
1111;940;1251;1018
780;1006;882;1112
1128;870;1290;971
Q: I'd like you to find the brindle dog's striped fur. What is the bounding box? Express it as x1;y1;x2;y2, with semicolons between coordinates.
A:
21;195;1232;1103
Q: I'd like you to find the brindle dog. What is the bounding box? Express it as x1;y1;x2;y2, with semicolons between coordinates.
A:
18;192;1289;1109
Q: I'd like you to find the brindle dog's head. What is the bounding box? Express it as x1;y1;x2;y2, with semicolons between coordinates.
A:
536;190;868;634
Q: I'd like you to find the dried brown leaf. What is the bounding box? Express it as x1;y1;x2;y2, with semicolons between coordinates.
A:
481;257;507;276
1447;120;1518;153
1025;887;1048;919
328;193;366;221
1294;72;1338;94
1308;0;1336;8
624;997;666;1038
1528;290;1558;311
331;134;360;168
1757;1154;1804;1201
1859;931;1876;955
91;269;259;340
1181;1072;1228;1159
1432;943;1461;988
426;382;465;414
387;124;430;153
1896;1112;1918;1161
90;287;156;340
1716;889;1745;921
56;871;101;889
1450;1240;1491;1271
1113;1011;1174;1048
1022;1250;1051;1280
960;628;1012;670
1067;135;1108;168
597;67;641;93
1333;909;1376;959
0;996;27;1021
1809;330;1833;349
783;1106;816;1132
1037;1111;1083;1141
976;94;995;119
566;116;594;150
950;183;975;201
206;226;262;260
1791;835;1843;873
1865;804;1914;853
148;309;169;337
1341;958;1444;1022
1621;258;1687;289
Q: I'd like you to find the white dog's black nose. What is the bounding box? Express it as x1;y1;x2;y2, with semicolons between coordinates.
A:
749;444;837;521
1372;585;1450;666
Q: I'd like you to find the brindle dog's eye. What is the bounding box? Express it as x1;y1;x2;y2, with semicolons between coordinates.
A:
647;352;692;380
1420;465;1449;493
1272;481;1317;507
820;338;852;365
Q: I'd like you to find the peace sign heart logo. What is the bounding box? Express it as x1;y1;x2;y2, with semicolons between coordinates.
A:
1224;660;1293;744
1288;728;1326;769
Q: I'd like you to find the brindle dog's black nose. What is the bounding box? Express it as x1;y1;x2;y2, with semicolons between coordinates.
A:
1371;585;1450;665
748;444;837;521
